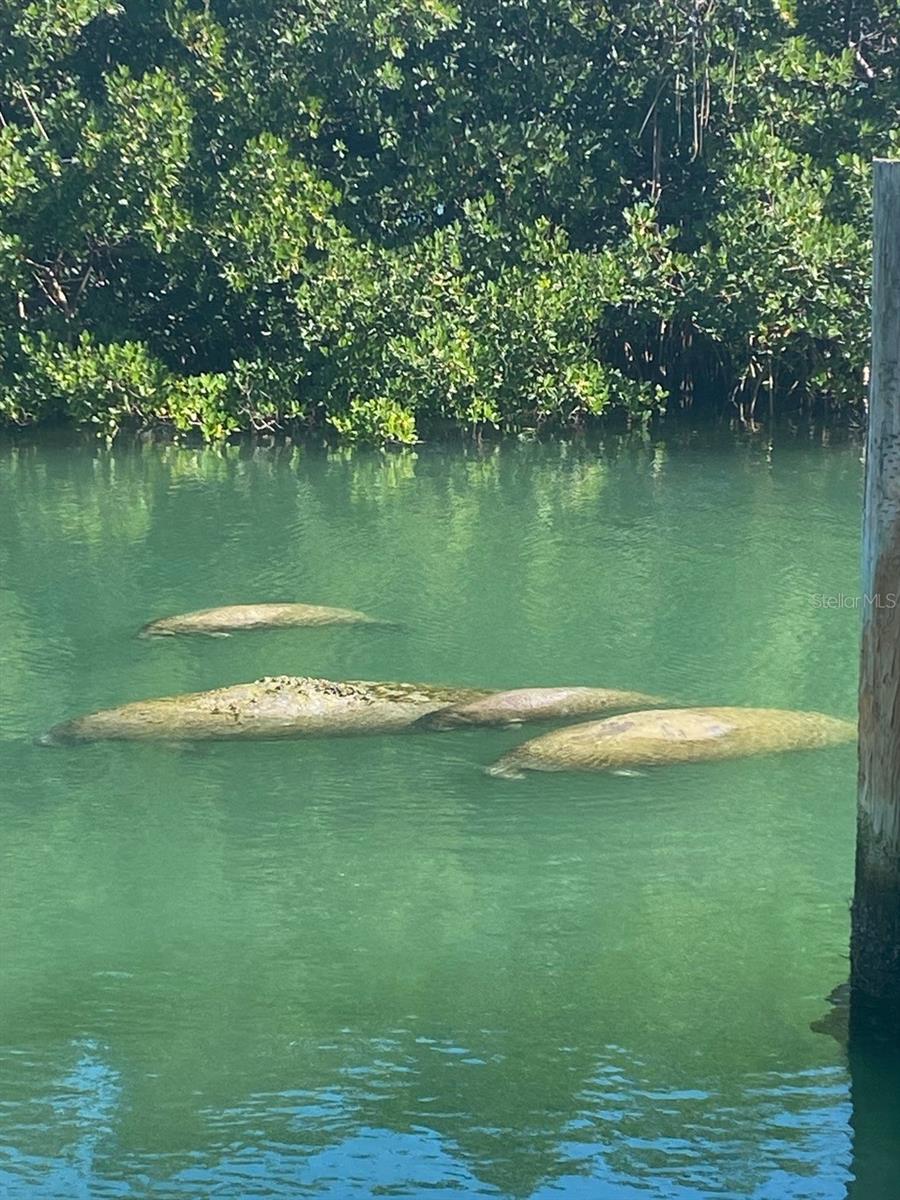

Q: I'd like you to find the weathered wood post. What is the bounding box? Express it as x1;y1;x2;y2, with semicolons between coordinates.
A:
852;159;900;1019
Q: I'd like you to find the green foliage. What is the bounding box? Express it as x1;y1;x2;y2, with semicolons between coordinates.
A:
328;395;419;444
210;133;341;291
294;204;670;438
0;0;896;440
5;332;237;438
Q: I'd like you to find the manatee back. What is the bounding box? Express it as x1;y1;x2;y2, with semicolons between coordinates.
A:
489;706;855;774
421;686;662;730
140;602;379;635
42;676;496;743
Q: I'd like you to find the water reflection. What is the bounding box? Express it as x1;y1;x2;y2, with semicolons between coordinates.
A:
0;427;873;1197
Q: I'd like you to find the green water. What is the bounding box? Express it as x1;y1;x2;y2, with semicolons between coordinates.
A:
0;429;884;1198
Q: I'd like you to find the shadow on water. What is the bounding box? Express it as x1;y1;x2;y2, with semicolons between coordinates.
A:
847;994;900;1200
813;984;900;1200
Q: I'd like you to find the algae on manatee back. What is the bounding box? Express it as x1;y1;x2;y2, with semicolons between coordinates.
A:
41;676;494;744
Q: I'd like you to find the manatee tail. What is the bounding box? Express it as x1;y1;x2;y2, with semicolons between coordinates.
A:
36;726;72;747
484;758;526;780
411;708;456;732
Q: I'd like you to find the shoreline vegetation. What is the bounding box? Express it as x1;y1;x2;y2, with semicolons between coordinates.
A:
0;409;867;459
0;1;897;444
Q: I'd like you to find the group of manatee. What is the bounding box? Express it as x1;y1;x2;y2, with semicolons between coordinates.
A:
41;602;856;776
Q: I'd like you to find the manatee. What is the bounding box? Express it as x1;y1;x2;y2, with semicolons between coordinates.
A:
418;686;664;730
486;706;856;778
41;676;494;744
139;603;386;637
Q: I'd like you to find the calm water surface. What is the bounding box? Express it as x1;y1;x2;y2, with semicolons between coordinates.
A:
0;429;888;1198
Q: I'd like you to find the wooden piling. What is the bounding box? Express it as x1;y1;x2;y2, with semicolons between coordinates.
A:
852;159;900;1015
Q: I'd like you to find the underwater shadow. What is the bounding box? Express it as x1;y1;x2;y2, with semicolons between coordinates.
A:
813;984;900;1199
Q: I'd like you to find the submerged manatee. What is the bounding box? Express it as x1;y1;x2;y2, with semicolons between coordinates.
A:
419;686;664;730
139;603;386;637
486;706;855;778
41;676;493;744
